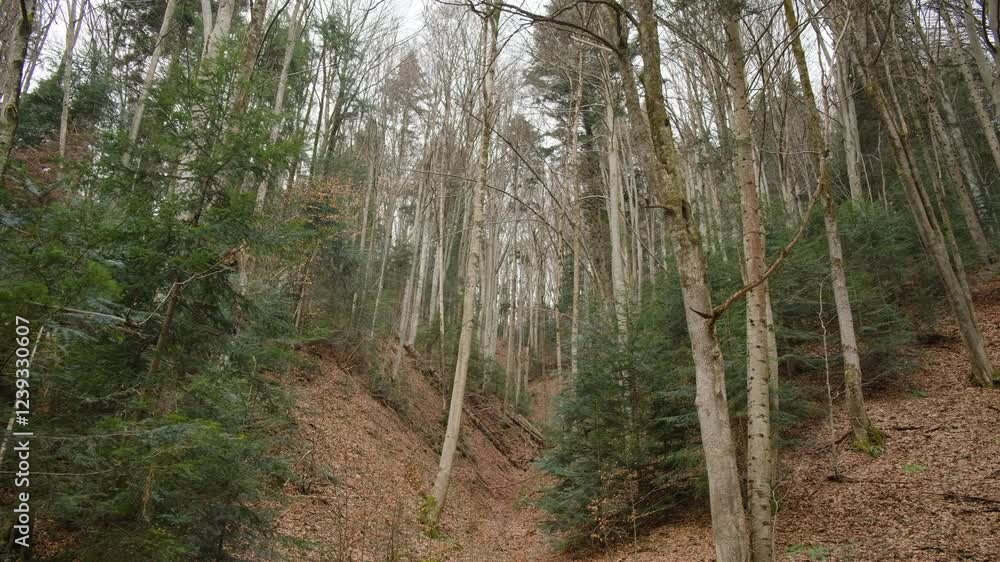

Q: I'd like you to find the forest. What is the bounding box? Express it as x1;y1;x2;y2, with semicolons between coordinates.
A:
0;0;998;560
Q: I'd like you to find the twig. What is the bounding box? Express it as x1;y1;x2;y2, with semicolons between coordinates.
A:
705;187;822;323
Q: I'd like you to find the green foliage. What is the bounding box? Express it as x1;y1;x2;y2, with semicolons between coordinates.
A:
537;198;935;551
535;267;823;550
534;302;702;550
0;32;337;558
766;201;932;385
903;462;927;475
787;543;831;561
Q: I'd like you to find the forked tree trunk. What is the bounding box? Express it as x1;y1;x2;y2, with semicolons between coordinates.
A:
634;1;750;559
428;2;497;525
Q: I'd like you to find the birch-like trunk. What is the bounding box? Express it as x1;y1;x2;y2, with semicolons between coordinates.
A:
256;0;305;211
835;60;865;201
409;190;433;345
603;89;629;340
786;0;879;447
124;0;178;167
725;9;772;559
428;3;496;524
58;0;87;161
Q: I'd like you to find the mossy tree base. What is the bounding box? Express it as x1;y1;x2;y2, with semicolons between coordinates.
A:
851;425;885;457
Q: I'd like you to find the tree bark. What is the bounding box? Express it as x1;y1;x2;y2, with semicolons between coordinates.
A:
0;0;35;180
58;0;88;161
634;1;750;559
428;2;497;524
724;8;772;559
785;0;880;448
124;0;178;167
256;0;305;211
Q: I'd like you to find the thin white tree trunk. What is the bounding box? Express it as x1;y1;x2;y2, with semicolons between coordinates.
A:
256;0;305;211
58;0;87;161
725;9;772;559
124;0;178;167
787;0;879;447
604;90;629;340
428;3;497;524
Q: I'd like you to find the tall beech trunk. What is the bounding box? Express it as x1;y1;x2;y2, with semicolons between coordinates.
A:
836;60;865;201
124;0;178;167
724;8;772;559
567;54;584;377
785;0;879;448
634;1;750;559
603;88;629;340
256;0;305;211
409;189;433;345
58;0;87;161
0;0;35;180
428;2;497;524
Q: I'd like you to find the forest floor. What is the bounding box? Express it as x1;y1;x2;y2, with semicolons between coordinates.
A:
280;277;1000;561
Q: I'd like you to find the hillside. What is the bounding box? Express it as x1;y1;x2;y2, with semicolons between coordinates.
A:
280;278;1000;561
4;0;1000;560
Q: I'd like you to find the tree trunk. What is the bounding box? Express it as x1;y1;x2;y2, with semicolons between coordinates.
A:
634;1;750;559
927;104;996;268
124;0;178;167
786;0;880;448
256;0;305;211
960;0;1000;117
725;8;772;559
21;0;56;97
0;0;35;180
58;0;87;161
604;89;630;340
850;27;994;388
941;8;999;215
428;3;497;525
